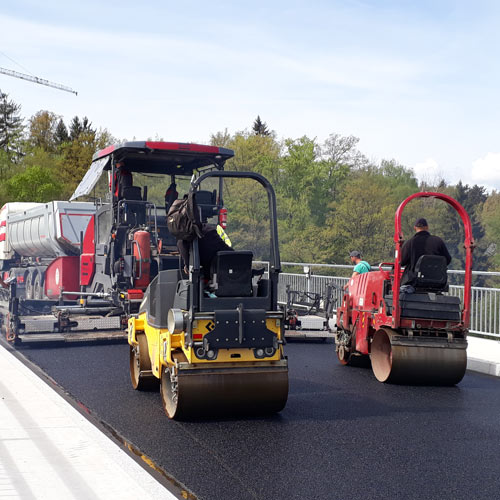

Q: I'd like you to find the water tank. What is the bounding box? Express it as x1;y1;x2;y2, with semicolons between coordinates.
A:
7;201;96;259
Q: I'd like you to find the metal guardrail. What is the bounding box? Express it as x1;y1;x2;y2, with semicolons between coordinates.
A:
256;261;500;339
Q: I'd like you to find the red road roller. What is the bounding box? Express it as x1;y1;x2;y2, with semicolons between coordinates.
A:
335;192;474;385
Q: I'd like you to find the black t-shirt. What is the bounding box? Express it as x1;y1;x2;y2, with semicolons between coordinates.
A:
400;231;451;286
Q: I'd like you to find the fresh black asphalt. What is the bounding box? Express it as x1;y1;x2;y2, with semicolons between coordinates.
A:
17;340;500;500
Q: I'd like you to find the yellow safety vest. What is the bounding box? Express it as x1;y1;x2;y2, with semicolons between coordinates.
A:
216;225;232;247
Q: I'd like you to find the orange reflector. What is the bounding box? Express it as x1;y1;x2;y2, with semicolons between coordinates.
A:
127;289;144;300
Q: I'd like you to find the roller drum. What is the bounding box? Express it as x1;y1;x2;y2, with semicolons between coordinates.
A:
161;363;288;419
371;328;467;385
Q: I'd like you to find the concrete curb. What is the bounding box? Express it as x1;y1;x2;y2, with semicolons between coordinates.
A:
0;343;178;500
467;336;500;377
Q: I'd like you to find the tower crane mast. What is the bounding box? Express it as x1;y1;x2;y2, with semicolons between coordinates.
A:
0;66;77;95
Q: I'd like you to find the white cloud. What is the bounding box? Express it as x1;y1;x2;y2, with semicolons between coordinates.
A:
412;158;446;185
471;153;500;190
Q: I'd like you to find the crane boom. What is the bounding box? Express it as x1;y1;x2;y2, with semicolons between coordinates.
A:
0;67;77;96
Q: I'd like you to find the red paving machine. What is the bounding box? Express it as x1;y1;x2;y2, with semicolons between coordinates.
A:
335;192;473;384
0;141;234;343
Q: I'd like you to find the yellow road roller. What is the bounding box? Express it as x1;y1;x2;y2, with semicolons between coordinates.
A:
128;171;288;419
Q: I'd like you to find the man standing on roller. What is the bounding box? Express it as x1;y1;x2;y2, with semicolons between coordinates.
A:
400;218;451;291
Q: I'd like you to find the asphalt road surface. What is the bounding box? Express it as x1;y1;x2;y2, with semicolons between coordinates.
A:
17;340;500;500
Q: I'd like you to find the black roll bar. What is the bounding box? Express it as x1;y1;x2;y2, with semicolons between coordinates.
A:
190;170;281;273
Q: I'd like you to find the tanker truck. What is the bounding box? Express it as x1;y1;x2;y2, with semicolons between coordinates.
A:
0;201;126;342
1;141;234;344
0;201;95;299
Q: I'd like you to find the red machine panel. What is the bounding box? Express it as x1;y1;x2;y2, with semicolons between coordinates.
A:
45;256;80;299
80;216;95;287
133;230;150;289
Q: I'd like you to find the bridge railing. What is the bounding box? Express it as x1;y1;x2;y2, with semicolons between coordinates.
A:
256;261;500;339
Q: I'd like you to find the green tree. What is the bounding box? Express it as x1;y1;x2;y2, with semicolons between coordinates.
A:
453;182;489;276
28;110;60;152
210;128;231;148
321;134;368;170
252;115;270;136
5;165;63;202
480;191;500;270
69;116;94;140
0;90;24;162
59;128;114;198
224;130;280;179
323;171;396;264
54;118;70;146
0;149;13;184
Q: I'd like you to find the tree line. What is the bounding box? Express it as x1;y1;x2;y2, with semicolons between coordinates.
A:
0;90;112;203
0;90;498;278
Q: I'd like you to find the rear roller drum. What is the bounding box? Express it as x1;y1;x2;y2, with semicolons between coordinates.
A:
370;328;467;385
161;364;289;420
129;334;158;390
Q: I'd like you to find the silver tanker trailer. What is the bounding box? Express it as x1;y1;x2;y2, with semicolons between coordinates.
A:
0;201;123;343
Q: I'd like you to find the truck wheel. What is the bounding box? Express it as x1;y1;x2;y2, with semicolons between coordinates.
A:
33;274;44;300
26;272;36;300
129;334;158;391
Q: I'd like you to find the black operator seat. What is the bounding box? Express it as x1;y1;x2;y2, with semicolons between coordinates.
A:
414;255;448;293
121;186;146;225
393;254;460;321
210;251;253;297
122;186;142;201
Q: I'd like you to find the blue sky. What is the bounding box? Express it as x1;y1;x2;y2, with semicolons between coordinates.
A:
1;0;499;189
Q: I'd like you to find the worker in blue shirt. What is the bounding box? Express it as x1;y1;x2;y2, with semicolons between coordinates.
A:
349;251;371;277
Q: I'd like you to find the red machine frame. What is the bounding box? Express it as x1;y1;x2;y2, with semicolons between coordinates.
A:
391;192;474;330
336;191;474;376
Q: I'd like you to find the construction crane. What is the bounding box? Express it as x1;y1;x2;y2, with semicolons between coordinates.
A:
0;66;77;96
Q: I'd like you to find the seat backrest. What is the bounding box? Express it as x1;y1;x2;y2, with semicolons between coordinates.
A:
195;190;218;222
123;201;146;226
211;251;253;297
122;186;143;201
414;255;448;291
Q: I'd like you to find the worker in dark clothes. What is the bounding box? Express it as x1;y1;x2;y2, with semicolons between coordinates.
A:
400;217;451;292
177;223;233;279
112;161;133;200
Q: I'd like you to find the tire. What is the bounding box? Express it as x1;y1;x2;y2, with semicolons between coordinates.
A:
26;271;36;300
33;273;44;300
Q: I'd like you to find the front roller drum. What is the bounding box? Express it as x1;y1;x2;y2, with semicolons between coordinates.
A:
161;364;289;420
371;328;467;385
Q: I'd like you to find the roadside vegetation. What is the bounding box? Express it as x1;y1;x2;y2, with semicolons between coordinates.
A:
0;91;498;276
